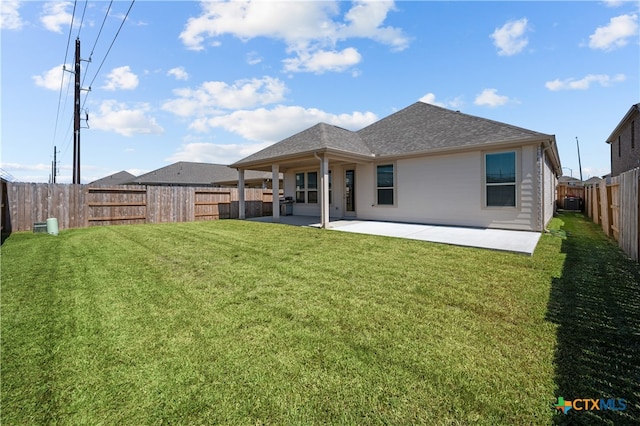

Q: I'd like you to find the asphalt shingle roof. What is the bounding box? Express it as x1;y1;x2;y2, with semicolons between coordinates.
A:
233;102;553;167
358;102;552;156
235;123;373;165
89;171;136;186
130;162;273;185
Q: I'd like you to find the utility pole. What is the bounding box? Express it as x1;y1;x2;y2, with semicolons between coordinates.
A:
73;38;81;184
51;145;58;184
576;137;583;181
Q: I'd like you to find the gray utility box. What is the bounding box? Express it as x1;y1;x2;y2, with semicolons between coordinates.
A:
33;222;48;233
564;197;581;211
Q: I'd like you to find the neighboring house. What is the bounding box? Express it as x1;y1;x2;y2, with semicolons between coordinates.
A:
583;176;603;185
127;162;281;188
89;171;136;186
232;101;562;231
607;103;640;176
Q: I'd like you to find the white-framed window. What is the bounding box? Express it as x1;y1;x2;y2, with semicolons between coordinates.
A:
376;164;395;205
295;171;318;204
485;151;516;207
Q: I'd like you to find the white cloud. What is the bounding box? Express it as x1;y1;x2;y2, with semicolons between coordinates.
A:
582;166;611;179
602;0;625;8
419;93;464;109
545;73;626;90
474;88;509;107
589;14;638;51
490;18;529;56
1;0;24;30
339;0;409;51
168;66;189;81
179;0;409;73
246;51;262;65
32;64;71;90
162;76;287;117
40;1;72;33
192;105;377;142
102;66;139;91
91;100;164;137
166;141;272;164
283;47;362;73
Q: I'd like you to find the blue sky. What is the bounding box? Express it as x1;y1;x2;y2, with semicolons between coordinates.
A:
1;0;638;183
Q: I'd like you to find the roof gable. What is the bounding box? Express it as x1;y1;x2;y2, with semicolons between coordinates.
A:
358;102;552;156
233;123;372;166
606;103;640;143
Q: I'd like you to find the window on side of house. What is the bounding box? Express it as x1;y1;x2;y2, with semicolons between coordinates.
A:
295;172;305;203
618;136;621;157
632;120;635;149
485;151;516;207
376;164;394;205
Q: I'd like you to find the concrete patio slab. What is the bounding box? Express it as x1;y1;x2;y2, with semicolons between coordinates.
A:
247;216;541;255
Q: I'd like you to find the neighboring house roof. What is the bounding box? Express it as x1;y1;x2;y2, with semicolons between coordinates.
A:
606;103;640;143
233;102;560;173
583;176;603;185
129;162;277;186
558;176;582;184
89;171;136;186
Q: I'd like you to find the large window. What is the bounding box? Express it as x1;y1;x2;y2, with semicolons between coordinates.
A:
376;164;394;205
295;171;318;204
485;152;516;207
307;172;318;204
295;173;305;203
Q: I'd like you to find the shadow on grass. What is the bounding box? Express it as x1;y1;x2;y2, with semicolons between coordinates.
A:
546;213;640;425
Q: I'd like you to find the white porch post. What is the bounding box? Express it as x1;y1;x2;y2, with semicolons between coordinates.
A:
272;164;280;222
238;169;245;219
320;155;330;228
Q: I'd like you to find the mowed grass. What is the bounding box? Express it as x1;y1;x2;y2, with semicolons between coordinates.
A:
1;214;637;425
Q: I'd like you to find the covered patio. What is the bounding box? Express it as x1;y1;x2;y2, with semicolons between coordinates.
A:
247;216;542;255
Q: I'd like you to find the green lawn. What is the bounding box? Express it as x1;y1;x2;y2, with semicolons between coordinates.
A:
1;213;638;425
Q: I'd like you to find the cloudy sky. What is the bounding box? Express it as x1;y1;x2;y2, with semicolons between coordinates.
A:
1;0;638;183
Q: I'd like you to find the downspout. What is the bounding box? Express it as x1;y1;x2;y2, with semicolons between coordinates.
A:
541;139;559;230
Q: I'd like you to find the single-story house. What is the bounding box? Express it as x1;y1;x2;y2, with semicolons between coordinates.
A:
606;103;639;176
127;161;282;188
89;171;136;186
232;101;562;231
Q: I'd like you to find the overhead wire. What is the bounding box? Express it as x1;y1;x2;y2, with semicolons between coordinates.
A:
76;0;88;38
81;0;114;89
82;0;136;110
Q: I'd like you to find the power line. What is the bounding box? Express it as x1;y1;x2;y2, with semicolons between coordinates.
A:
83;0;135;109
81;0;114;89
76;0;89;39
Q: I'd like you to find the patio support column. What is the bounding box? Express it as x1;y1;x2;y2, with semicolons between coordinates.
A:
320;154;330;228
237;169;245;219
272;164;280;222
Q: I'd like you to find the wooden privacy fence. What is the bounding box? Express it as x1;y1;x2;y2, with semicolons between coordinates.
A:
2;183;280;232
584;167;639;262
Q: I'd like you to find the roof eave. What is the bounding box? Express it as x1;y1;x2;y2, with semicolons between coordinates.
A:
606;103;640;143
372;135;554;161
232;147;374;170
